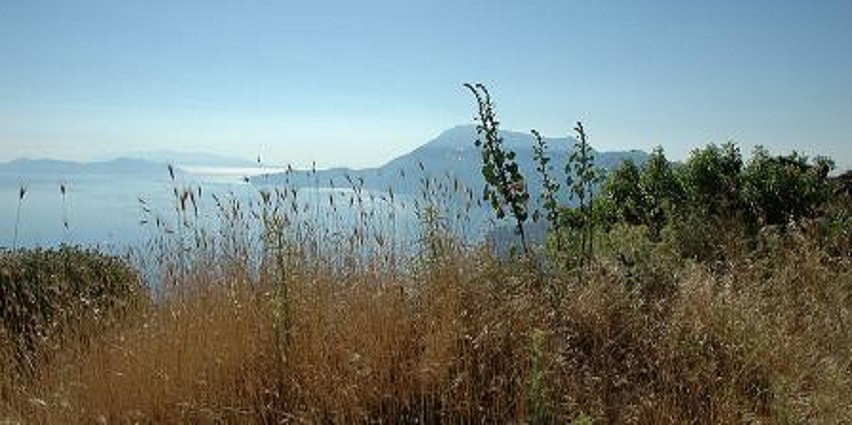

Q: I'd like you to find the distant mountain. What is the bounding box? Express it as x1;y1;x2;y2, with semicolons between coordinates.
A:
127;151;257;168
0;158;175;176
253;125;649;204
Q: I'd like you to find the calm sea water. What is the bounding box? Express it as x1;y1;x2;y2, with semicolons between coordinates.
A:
0;168;263;250
0;167;426;251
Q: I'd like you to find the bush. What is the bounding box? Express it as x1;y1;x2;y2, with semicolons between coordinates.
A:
742;147;833;226
678;142;744;218
0;246;146;371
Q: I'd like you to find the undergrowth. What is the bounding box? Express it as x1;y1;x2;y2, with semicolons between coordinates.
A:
1;188;849;423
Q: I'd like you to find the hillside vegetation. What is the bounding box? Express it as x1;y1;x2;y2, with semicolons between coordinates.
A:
2;87;851;423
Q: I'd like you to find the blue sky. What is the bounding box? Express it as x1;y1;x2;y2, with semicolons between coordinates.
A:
1;0;850;169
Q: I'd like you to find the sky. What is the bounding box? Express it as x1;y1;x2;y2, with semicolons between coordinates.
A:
1;0;850;169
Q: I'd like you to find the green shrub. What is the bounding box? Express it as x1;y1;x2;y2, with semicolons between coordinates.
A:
603;147;682;240
0;246;146;371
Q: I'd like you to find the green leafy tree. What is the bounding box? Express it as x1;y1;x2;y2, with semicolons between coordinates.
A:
679;142;744;218
603;147;680;240
742;147;834;226
604;159;645;226
640;147;682;239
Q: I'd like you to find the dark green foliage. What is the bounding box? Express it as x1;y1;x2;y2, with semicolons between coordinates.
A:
605;159;645;226
742;147;834;226
641;147;682;238
599;140;843;265
679;142;744;218
0;246;146;371
603;147;680;240
465;83;531;252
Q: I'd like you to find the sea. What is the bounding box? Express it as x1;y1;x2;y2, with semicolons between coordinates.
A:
0;164;499;257
0;168;250;250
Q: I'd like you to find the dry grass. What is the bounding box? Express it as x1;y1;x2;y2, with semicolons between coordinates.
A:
2;180;851;423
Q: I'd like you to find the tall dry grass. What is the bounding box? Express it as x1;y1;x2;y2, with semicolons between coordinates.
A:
2;171;851;423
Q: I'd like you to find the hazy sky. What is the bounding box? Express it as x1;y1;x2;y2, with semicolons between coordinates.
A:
1;0;850;169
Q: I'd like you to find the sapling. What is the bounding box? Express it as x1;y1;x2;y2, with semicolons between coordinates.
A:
532;129;562;251
465;83;531;253
566;122;603;268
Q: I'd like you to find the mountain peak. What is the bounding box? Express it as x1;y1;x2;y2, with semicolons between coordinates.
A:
253;124;649;202
426;124;575;151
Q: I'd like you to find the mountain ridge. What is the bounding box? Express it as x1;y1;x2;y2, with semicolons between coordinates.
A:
252;125;649;200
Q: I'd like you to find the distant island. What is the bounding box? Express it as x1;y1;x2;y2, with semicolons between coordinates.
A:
0;152;258;177
0;158;174;176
